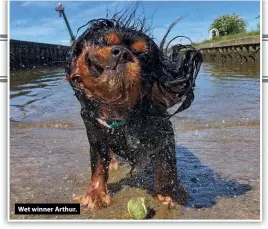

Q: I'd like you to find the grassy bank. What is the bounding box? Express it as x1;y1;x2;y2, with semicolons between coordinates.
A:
193;30;260;46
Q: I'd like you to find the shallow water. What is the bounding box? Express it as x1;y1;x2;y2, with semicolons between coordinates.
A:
10;60;260;125
9;60;260;219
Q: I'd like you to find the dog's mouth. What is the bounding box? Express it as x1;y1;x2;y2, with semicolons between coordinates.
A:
87;58;105;78
68;60;126;93
67;45;142;108
86;52;129;79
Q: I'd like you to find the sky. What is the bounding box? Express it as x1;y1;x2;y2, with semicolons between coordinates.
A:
10;1;260;46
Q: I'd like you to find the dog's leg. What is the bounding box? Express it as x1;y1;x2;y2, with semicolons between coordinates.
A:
73;143;112;209
109;151;119;171
73;111;112;209
152;122;188;207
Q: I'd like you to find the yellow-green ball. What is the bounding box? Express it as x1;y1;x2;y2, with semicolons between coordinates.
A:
127;197;150;219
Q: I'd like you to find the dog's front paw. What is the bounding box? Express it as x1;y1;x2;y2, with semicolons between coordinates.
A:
109;157;119;171
156;183;189;207
73;183;111;209
156;194;177;208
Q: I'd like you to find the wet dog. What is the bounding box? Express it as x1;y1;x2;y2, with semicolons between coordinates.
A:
65;14;202;209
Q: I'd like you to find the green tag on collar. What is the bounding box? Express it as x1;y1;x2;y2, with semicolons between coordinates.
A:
106;120;126;128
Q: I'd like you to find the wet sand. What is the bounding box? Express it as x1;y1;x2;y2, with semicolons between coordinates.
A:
9;118;260;220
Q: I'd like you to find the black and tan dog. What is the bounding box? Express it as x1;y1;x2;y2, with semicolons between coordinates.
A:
65;14;202;209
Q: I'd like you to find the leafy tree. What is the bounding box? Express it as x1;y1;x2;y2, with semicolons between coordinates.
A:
210;14;247;35
256;15;260;30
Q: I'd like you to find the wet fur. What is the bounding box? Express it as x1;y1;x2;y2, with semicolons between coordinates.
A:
66;12;202;208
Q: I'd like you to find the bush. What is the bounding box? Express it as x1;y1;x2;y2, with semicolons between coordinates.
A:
210;14;247;35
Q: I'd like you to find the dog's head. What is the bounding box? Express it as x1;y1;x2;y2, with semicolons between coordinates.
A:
66;16;202;120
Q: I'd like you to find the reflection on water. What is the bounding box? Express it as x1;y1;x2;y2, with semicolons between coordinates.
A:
10;67;80;123
10;60;260;125
169;60;260;124
203;59;260;78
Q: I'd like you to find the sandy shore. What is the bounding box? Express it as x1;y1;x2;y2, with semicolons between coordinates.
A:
9;116;260;220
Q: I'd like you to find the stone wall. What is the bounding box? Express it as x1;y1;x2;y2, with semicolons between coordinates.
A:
10;39;70;70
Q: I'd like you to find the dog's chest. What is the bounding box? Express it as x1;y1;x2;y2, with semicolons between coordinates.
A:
107;123;159;164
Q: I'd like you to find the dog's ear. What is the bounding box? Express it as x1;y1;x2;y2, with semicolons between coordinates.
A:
152;46;202;116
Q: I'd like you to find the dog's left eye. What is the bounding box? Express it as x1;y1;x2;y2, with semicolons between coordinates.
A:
131;40;148;54
104;33;121;45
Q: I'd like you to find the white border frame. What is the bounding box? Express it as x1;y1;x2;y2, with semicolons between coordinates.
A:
6;0;263;223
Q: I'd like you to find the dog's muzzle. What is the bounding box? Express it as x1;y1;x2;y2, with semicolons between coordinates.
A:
109;46;134;68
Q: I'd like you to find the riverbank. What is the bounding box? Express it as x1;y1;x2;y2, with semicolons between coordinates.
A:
193;31;260;47
195;36;260;51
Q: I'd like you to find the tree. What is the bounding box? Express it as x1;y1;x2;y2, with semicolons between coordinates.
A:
256;15;260;31
210;14;247;35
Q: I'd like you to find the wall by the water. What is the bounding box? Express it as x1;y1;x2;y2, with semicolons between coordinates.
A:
197;36;260;63
200;48;260;63
10;39;70;70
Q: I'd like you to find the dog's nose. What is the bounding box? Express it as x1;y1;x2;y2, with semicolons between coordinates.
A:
111;46;133;63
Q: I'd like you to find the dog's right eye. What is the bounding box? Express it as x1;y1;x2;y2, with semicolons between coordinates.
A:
104;33;121;45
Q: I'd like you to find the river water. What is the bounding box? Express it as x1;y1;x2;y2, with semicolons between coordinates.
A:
9;59;260;220
10;60;260;124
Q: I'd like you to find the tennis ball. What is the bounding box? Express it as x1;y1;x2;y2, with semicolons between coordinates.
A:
127;197;150;219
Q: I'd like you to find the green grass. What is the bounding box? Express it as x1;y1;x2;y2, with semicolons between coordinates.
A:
193;30;260;46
